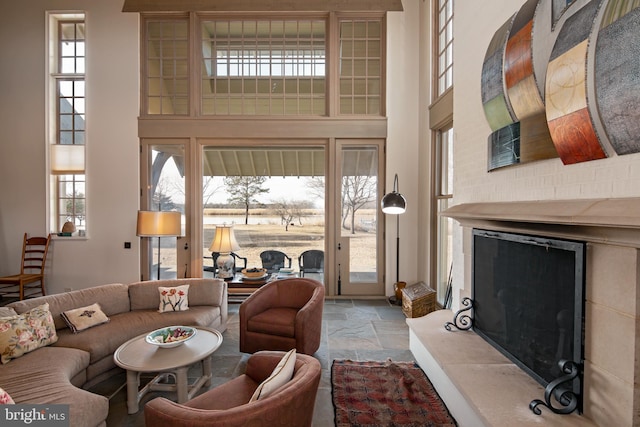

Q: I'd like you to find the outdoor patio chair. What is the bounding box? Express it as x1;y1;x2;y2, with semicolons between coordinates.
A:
259;250;292;274
298;250;324;277
0;233;51;300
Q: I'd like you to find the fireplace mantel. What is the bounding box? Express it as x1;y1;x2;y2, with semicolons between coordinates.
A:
443;197;640;247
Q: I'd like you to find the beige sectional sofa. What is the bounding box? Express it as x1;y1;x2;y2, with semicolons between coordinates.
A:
0;278;228;427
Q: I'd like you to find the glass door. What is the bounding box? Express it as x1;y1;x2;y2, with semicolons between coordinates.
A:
336;140;385;295
140;140;188;280
200;144;326;284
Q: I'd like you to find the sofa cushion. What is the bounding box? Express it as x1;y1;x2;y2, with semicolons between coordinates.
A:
54;306;222;364
247;307;297;338
0;346;107;427
8;283;130;330
129;278;225;311
61;303;110;334
0;303;58;364
250;349;296;402
158;285;189;312
0;307;16;317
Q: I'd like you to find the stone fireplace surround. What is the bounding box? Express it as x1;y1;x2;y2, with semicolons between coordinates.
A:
406;198;640;427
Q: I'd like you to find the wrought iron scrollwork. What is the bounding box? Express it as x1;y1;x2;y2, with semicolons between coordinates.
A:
529;359;581;415
444;297;474;331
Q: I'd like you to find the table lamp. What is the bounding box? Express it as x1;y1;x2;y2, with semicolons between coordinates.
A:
209;225;240;279
136;210;182;280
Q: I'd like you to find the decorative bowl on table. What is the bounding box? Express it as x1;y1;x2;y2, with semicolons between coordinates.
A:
241;268;268;279
145;326;196;348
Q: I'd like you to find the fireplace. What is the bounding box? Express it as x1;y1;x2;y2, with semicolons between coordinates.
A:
405;198;640;426
472;229;585;408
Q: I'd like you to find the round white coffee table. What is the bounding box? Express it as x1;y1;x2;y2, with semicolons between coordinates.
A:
113;327;223;414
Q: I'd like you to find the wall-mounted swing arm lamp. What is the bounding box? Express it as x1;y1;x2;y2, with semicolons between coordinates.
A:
381;173;407;305
136;210;182;280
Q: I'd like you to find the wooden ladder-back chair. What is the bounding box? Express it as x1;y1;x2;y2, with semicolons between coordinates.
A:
0;233;51;300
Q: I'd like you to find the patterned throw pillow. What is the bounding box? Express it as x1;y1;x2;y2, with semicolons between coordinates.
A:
158;285;190;313
0;303;58;364
61;303;110;333
0;387;14;404
249;349;297;402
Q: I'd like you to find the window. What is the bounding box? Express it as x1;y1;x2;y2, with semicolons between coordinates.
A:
435;0;453;96
339;19;383;115
49;15;86;234
136;10;390;293
435;126;453;306
145;19;189;115
201;19;326;115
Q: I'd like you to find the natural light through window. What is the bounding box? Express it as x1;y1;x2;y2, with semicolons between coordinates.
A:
49;14;86;235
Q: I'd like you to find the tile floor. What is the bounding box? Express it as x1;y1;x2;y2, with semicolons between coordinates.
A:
92;299;416;427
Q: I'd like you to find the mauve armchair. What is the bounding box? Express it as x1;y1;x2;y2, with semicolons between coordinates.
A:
240;277;324;355
144;351;322;427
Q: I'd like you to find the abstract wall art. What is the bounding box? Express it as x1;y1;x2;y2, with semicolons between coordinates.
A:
594;0;640;154
481;17;517;132
481;0;640;169
545;0;607;164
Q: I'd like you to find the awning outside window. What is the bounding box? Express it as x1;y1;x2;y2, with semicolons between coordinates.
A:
155;146;377;178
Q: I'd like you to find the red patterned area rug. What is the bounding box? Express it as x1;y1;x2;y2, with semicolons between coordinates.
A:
332;359;457;427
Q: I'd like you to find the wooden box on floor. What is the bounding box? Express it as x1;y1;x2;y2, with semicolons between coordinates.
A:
402;282;436;318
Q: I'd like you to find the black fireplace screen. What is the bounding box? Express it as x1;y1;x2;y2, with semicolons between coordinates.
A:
472;229;585;389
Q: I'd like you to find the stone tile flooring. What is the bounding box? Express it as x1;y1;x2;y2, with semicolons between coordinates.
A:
93;299;415;427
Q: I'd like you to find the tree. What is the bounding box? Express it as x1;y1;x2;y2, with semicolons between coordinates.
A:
305;177;325;206
168;175;223;208
342;175;377;234
272;199;311;231
153;178;178;211
224;176;269;224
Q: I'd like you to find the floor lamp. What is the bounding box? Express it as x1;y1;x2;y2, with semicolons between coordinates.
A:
381;173;407;305
136;210;182;280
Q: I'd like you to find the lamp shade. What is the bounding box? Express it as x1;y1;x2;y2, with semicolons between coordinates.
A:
381;192;407;214
381;173;407;214
51;144;85;174
136;211;182;237
209;225;240;254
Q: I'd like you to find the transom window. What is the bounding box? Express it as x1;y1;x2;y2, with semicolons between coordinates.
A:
146;19;189;115
201;19;326;115
436;0;453;96
339;19;382;115
142;15;384;117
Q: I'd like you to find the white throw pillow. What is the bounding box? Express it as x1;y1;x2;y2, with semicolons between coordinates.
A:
158;285;190;313
249;349;297;402
61;303;110;333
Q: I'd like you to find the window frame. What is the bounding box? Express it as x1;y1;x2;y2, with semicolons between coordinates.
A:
48;14;87;236
433;0;453;100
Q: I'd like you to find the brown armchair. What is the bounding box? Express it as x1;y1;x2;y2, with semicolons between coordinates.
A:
240;278;324;355
144;351;321;427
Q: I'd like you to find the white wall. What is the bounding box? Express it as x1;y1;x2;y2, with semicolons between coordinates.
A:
0;0;141;292
386;0;421;294
451;0;640;303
